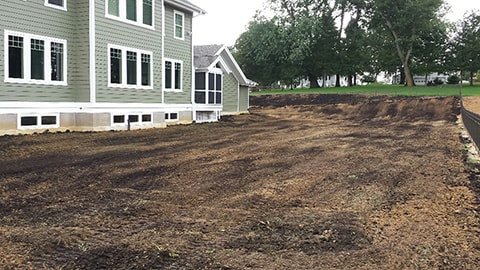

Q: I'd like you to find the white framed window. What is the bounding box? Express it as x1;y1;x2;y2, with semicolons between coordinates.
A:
112;113;153;126
108;44;153;89
106;0;154;29
4;30;67;85
174;10;184;40
165;112;179;122
164;58;182;91
195;69;223;105
45;0;67;10
18;114;60;130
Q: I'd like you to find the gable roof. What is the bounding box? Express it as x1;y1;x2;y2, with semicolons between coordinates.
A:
194;45;250;86
164;0;206;15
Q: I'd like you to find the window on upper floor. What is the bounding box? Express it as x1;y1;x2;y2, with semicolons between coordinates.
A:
174;10;184;40
45;0;66;10
5;30;67;85
106;0;154;28
164;59;182;91
108;44;153;89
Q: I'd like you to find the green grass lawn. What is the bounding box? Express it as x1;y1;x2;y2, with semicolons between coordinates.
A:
251;83;480;97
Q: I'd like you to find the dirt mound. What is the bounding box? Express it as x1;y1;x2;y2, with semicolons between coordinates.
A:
251;94;459;122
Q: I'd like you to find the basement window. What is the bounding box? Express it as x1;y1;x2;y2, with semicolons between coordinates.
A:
165;112;178;122
112;113;153;125
142;114;152;122
19;114;59;129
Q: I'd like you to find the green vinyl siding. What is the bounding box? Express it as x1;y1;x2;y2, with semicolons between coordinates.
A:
163;5;193;105
222;72;239;113
0;0;90;102
95;0;163;103
239;85;249;112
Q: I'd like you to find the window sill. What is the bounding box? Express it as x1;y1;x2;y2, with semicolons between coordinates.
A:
108;84;154;90
164;89;183;93
5;79;68;86
44;3;67;11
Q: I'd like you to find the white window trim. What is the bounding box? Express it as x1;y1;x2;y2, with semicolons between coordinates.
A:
18;114;60;130
107;44;153;90
195;69;223;105
105;0;155;30
4;30;68;86
45;0;67;11
174;10;185;40
165;112;179;122
111;113;153;126
164;58;183;92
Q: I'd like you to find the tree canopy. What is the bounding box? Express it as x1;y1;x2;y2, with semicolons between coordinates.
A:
232;0;479;88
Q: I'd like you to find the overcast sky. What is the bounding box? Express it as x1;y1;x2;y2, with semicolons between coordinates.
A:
192;0;480;47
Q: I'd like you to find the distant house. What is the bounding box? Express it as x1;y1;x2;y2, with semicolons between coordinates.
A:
193;45;252;122
0;0;250;135
391;73;448;85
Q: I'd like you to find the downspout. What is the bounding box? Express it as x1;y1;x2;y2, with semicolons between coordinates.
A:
161;0;165;105
89;0;96;103
191;15;196;122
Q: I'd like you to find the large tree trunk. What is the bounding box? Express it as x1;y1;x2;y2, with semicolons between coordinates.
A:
403;64;414;87
347;74;353;87
385;19;415;87
309;74;320;89
335;74;341;87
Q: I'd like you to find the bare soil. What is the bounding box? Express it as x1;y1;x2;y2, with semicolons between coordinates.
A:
1;94;480;269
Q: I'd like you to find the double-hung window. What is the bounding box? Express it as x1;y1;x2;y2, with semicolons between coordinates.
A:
108;44;153;89
174;10;184;40
164;59;182;91
4;31;67;85
106;0;154;28
45;0;67;10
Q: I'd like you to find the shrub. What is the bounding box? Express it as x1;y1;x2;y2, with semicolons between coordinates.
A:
447;75;460;85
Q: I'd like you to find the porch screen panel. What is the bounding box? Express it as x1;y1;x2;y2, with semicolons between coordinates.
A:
208;73;215;104
8;35;24;79
195;72;206;103
215;74;222;104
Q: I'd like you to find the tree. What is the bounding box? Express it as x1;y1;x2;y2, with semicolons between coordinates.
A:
411;17;449;85
232;16;296;86
367;0;446;87
270;0;339;88
451;11;480;86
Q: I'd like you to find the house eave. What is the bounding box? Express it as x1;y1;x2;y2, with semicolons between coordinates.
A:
164;0;206;15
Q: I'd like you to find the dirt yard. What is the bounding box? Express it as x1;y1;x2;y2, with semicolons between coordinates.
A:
1;94;480;269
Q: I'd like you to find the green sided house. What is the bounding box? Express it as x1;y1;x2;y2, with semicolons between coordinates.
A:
193;45;251;122
0;0;250;135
